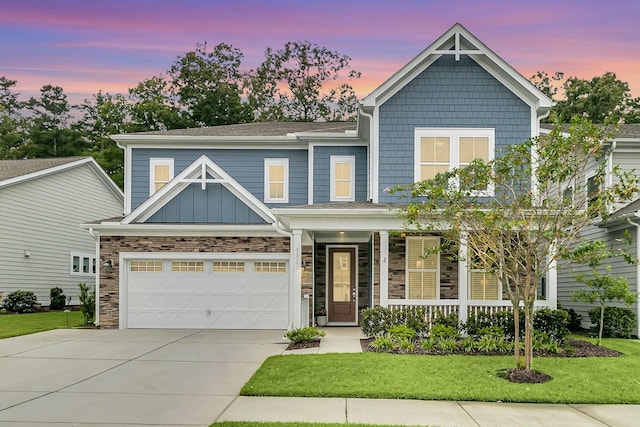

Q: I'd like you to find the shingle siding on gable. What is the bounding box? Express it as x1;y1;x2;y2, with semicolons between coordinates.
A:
377;55;531;202
131;148;308;210
146;183;266;223
313;146;368;203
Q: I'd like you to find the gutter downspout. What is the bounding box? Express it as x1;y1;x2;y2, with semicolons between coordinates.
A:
358;106;374;202
627;215;640;338
88;227;100;327
607;141;617;191
273;219;299;329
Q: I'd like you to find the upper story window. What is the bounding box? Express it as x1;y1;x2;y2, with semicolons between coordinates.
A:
150;158;174;196
586;172;601;209
330;156;355;201
71;253;96;276
414;128;494;196
264;159;289;203
406;236;439;299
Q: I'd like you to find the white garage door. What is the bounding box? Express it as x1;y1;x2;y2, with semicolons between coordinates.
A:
125;258;288;329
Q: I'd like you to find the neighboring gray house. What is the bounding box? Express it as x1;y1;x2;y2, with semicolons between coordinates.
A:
0;157;123;306
87;24;557;330
548;124;640;336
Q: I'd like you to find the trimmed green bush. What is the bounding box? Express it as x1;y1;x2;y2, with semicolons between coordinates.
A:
49;287;66;310
285;326;326;343
589;306;636;338
3;290;38;313
78;283;95;324
360;306;428;337
533;308;570;342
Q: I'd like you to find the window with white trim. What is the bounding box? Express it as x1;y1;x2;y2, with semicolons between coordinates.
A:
150;158;174;195
71;253;96;275
264;159;289;203
406;236;439;299
330;156;355;201
468;245;500;300
586;172;601;209
415;128;494;195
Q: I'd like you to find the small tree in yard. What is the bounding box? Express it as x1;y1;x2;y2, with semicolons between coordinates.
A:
393;116;639;372
568;239;638;345
78;283;95;325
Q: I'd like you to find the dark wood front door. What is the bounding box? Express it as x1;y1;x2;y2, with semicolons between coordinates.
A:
328;247;356;323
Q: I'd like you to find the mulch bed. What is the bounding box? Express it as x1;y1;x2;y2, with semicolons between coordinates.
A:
286;339;321;350
359;337;622;358
359;337;622;384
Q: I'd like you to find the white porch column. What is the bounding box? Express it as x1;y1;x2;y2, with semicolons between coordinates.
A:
458;232;468;324
291;229;303;329
380;230;389;307
547;242;558;309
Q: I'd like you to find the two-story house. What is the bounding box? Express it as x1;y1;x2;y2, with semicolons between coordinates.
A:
546;124;640;337
85;23;555;330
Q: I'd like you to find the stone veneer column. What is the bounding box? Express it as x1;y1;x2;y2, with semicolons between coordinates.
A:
379;230;389;307
291;230;302;328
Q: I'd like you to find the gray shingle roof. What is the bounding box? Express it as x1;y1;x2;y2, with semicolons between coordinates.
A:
126;122;357;137
0;157;88;181
540;123;640;139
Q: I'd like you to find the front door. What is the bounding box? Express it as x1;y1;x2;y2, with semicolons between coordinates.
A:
328;247;356;323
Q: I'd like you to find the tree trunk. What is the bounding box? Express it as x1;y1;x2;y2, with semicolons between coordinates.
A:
524;302;533;370
598;304;604;346
513;304;522;368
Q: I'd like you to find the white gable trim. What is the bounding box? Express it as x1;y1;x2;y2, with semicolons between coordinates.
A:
122;155;276;225
362;23;553;114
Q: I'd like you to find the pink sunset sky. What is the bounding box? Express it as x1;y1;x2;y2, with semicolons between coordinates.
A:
2;0;639;106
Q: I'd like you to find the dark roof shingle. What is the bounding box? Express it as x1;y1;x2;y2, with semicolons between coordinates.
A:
0;157;88;181
540;123;640;139
126;122;357;137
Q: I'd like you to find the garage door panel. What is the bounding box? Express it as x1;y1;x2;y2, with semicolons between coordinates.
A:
127;257;289;329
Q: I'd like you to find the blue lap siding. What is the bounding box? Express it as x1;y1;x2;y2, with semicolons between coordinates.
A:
377;55;531;203
313;145;368;203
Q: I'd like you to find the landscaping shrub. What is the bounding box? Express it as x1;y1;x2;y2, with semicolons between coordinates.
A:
432;310;459;329
78;283;95;325
285;325;326;343
360;306;428;337
589;306;636;338
2;290;38;313
370;335;394;350
558;302;583;331
386;324;417;341
429;324;459;339
49;287;66;310
533;308;570;342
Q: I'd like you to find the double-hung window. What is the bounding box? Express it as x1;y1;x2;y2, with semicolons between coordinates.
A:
406;236;439;299
149;158;174;195
330;156;355;201
264;159;289;203
415;128;494;196
468;244;500;300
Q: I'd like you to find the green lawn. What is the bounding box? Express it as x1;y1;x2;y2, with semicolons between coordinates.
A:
242;338;640;404
0;311;85;339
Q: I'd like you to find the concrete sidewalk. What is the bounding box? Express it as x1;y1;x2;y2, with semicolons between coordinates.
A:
215;327;640;427
217;396;640;427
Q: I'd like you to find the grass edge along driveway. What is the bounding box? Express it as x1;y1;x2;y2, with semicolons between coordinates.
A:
241;338;640;404
0;311;85;339
212;423;410;427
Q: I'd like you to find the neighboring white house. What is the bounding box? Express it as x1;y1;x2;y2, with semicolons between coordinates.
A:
0;157;123;306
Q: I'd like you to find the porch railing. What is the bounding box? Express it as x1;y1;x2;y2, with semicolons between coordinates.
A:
386;299;554;323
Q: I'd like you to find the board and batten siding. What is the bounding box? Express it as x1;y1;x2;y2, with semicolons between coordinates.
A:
130;149;308;211
557;225;638;331
313;145;368;203
146;183;266;223
377;55;531;203
0;164;123;305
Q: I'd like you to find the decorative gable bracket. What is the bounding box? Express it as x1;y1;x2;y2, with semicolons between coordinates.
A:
122;155;276;225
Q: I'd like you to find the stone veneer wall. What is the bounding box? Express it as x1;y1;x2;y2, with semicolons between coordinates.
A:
99;235;290;329
388;236;459;300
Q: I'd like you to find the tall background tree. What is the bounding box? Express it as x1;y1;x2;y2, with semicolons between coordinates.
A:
530;71;640;123
247;41;361;121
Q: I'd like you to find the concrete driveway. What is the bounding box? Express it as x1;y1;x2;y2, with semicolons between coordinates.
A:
0;328;288;426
